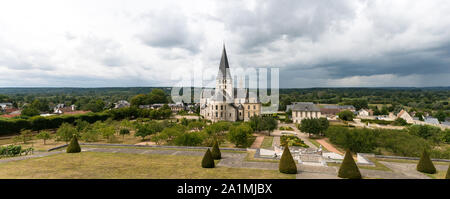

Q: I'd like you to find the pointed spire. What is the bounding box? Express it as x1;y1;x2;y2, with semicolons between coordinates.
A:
217;44;231;80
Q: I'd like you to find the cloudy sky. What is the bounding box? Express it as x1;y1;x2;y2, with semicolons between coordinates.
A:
0;0;449;88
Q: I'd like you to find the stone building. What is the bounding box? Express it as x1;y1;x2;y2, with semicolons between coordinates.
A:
200;45;261;122
291;102;322;124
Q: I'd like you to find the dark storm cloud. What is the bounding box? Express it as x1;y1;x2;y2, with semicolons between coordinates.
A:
218;0;356;51
136;10;203;54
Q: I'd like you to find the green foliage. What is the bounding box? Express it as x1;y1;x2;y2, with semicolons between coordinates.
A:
0;145;22;157
249;116;277;135
14;130;33;144
188;121;205;131
152;125;185;145
173;131;205;146
56;123;78;143
393;118;408;126
416;150;436;174
201;149;215;168
325;126;382;154
299;118;329;136
119;128;130;138
279;146;297;174
360;119;393;125
211;140;221;160
280;135;309;148
36;131;51;144
338;110;354;121
343;99;368;110
81;129;100;142
21;107;40;117
66;135;81;153
130;88;168;106
434;110;446;122
227;123;253;147
135;121;164;140
338;150;362;179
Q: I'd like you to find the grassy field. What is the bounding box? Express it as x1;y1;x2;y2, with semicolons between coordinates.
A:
260;136;273;149
0;152;294;179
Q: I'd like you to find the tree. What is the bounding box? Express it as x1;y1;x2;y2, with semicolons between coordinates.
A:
416;149;436;174
338;150;362;179
135;122;163;141
299;118;321;137
338;110;354;121
262;116;278;136
227;124;253;147
211;140;221;160
201;149;215;168
279;145;297;174
318;118;329;136
434;110;446;123
56;123;78;143
66;135;81;153
36;131;51;144
393;118;407;126
21;107;40;117
119;128;130;140
14;130;33;144
130;94;148;106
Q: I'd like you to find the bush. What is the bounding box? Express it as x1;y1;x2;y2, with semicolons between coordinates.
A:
211;140;221;160
338;150;362;179
66;135;81;153
279;146;297;174
201;149;215;168
416;150;436;174
338;110;354;121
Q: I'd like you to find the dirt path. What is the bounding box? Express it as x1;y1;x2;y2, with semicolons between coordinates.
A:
250;135;265;149
316;139;343;155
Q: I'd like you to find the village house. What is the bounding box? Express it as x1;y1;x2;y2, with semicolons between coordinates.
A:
290;102;322;124
358;109;373;117
114;100;130;109
397;109;414;124
319;104;356;115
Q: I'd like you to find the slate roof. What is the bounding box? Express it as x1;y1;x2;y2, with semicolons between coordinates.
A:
216;44;232;80
291;102;320;112
424;117;440;125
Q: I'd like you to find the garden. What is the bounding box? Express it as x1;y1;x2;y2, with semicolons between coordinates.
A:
280;135;309;148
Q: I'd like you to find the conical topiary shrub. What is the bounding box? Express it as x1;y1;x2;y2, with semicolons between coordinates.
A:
445;165;450;179
211;140;221;160
417;149;436;174
201;149;215;168
66;135;81;153
338;150;362;179
279;146;297;174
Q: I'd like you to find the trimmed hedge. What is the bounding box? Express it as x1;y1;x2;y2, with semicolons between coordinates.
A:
279;146;297;174
201;149;215;168
416;150;436;174
211;140;221;160
338;150;362;179
66;135;81;153
0;112;110;135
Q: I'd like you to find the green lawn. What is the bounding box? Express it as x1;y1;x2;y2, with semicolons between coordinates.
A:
0;152;294;179
260;136;274;149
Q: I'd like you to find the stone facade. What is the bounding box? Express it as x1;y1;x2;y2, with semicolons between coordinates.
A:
200;45;261;122
290;102;322;124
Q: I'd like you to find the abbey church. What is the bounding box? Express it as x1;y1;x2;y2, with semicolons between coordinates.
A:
200;45;261;122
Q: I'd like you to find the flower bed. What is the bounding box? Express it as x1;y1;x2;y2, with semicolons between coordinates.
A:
280;135;309;148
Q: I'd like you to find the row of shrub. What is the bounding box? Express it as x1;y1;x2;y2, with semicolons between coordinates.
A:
325;126;450;158
0;145;33;157
0;106;173;136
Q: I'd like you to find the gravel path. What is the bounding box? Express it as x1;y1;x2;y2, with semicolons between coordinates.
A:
250;135;265;149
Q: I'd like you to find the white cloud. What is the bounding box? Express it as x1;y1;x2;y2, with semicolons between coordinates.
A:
0;0;449;87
